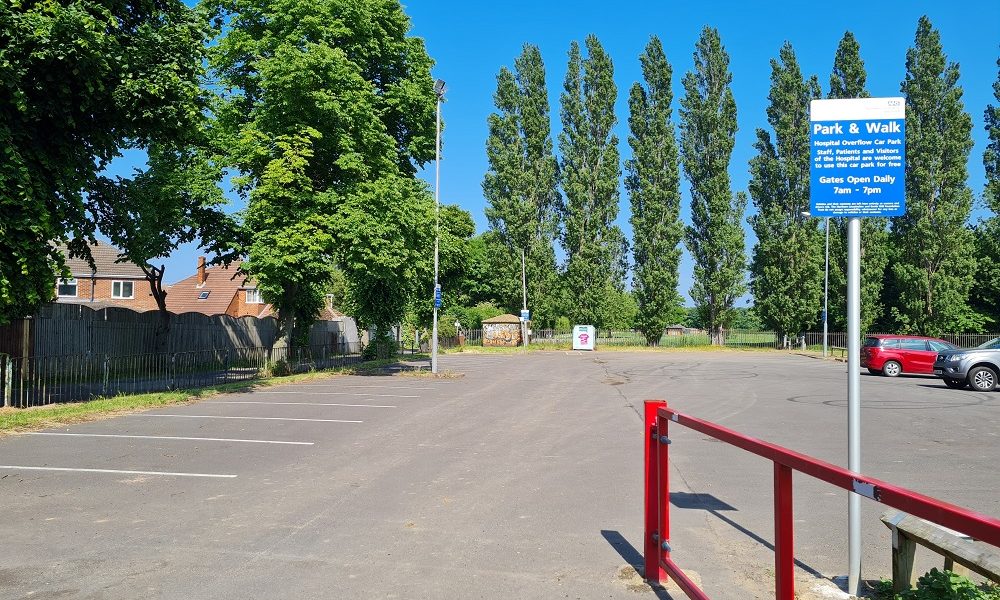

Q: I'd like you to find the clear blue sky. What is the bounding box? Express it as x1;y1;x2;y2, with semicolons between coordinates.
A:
142;1;1000;298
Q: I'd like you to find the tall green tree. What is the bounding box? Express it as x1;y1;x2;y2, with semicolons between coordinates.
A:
207;0;438;350
890;16;978;335
559;35;627;328
0;0;210;323
825;31;890;333
971;58;1000;326
240;131;339;346
483;44;561;326
680;27;747;345
410;204;477;328
749;42;824;342
627;36;685;345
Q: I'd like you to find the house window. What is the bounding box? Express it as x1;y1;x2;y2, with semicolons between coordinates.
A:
57;278;78;297
112;281;134;299
246;288;262;304
198;290;211;300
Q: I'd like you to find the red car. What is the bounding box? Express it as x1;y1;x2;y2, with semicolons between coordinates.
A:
861;335;958;377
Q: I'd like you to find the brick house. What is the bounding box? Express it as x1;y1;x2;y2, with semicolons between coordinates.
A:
165;257;267;318
165;257;352;341
54;241;157;311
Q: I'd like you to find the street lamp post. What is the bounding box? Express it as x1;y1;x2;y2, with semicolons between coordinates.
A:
431;79;446;374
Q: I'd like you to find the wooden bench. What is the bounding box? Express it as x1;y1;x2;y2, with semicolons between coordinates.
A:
830;345;848;359
881;510;1000;593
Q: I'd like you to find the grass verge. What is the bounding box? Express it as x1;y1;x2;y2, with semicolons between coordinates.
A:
0;357;418;435
444;344;783;354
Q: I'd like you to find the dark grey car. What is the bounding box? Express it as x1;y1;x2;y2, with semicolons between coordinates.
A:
932;337;1000;391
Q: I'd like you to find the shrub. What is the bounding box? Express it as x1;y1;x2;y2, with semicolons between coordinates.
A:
876;569;1000;600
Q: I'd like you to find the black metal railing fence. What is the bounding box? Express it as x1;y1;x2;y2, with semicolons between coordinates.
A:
0;342;365;409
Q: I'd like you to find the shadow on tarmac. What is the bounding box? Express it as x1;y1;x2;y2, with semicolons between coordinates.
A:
601;530;675;599
669;492;827;580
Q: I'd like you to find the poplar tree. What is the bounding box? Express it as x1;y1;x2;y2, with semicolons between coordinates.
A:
680;27;747;345
483;44;561;326
749;42;824;342
559;35;627;328
891;16;978;335
825;31;890;332
971;58;1000;326
627;36;684;345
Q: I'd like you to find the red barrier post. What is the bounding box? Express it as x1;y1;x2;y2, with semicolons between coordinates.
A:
644;400;667;583
657;410;671;573
774;462;794;599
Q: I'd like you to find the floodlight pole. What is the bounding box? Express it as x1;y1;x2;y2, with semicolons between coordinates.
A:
521;248;528;348
431;80;445;374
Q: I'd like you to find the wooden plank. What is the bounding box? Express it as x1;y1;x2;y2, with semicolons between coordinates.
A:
892;528;918;593
882;511;1000;585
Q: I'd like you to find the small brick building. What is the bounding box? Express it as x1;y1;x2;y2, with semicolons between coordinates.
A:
482;314;522;347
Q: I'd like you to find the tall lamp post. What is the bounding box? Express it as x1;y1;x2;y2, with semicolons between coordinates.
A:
431;79;446;374
802;212;830;357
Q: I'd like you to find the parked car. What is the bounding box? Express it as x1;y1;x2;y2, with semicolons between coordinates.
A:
861;335;958;377
932;337;1000;392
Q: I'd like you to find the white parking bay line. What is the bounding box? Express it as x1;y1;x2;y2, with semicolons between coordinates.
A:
137;415;362;423
259;391;418;398
210;401;396;408
24;432;313;445
295;385;438;390
0;466;236;478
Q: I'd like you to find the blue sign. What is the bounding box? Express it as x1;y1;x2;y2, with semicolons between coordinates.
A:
810;98;905;218
434;285;442;309
520;309;530;322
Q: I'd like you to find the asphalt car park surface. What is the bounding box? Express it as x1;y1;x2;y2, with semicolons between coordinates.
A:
0;351;996;599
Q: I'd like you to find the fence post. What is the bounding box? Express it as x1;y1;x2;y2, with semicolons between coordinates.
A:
2;355;10;408
644;400;668;584
102;354;109;397
774;463;795;599
170;353;176;390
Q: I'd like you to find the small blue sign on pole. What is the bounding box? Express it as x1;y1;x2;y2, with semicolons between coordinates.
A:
520;309;530;322
434;284;442;309
810;98;905;218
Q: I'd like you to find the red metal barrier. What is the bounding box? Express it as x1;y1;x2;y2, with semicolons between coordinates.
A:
643;400;1000;599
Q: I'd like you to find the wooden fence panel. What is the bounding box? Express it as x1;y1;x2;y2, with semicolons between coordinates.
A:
0;304;357;358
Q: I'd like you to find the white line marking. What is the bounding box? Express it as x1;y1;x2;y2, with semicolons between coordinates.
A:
0;466;236;478
256;391;418;398
291;385;438;390
137;415;362;423
210;401;396;408
24;432;313;445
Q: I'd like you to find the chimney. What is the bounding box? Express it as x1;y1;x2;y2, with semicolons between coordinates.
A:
197;256;206;286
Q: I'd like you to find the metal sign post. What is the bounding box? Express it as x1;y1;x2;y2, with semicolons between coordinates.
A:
810;97;905;596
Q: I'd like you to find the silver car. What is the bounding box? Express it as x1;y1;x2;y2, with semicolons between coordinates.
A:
932;337;1000;391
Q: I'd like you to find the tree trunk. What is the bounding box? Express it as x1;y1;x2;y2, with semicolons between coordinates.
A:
143;264;171;354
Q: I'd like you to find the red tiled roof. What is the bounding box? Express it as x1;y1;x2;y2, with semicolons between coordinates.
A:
166;259;347;319
165;262;253;316
56;240;147;279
